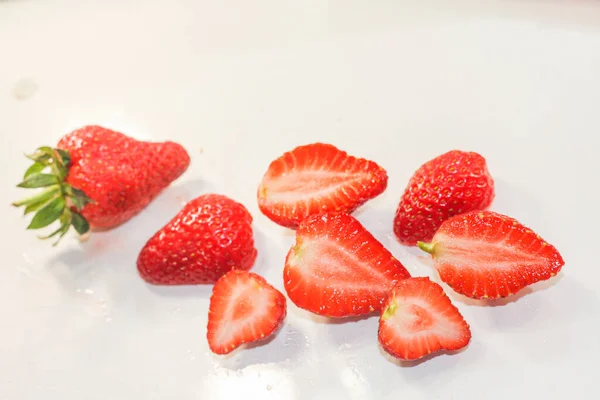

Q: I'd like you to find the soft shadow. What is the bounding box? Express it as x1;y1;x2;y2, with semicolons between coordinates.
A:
215;323;309;370
290;306;377;325
379;345;470;368
145;282;214;299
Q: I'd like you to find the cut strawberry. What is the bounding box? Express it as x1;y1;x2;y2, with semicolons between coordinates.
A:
418;211;565;299
207;270;286;355
257;143;388;228
378;277;471;361
283;212;411;317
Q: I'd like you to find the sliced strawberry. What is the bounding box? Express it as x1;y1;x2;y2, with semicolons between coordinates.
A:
207;270;286;355
258;143;388;228
378;277;471;361
418;210;565;300
283;212;411;317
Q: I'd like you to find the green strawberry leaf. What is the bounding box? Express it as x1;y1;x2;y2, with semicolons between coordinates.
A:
71;211;90;235
24;162;46;179
27;197;66;230
17;173;60;188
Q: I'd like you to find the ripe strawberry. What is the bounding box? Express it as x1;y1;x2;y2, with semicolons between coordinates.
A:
284;212;411;317
418;211;565;299
12;125;190;244
393;150;494;246
258;143;388;228
378;277;471;361
207;270;287;355
137;194;257;285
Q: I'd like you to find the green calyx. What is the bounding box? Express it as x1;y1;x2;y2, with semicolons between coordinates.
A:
417;241;437;255
12;146;93;245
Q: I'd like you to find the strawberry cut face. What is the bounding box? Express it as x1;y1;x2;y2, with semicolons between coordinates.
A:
207;270;286;355
258;143;388;228
378;277;471;361
284;212;411;317
419;211;565;299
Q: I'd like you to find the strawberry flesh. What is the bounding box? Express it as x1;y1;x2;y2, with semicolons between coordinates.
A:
207;270;286;355
378;277;471;361
418;211;564;299
258;143;388;228
284;212;411;317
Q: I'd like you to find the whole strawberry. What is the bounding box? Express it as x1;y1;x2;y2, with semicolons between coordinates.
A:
137;194;257;285
393;150;494;246
12;125;190;244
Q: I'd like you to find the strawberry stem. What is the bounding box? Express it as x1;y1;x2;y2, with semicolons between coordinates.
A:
13;146;93;245
417;241;436;255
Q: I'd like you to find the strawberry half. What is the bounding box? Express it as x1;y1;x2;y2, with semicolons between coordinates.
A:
257;143;388;228
378;277;471;361
207;270;287;355
394;150;495;246
284;212;411;317
418;211;565;299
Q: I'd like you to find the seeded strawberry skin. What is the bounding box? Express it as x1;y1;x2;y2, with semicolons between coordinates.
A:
258;143;388;229
58;125;191;229
137;194;257;285
394;150;494;246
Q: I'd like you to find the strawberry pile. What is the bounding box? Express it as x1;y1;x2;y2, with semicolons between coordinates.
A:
14;129;564;362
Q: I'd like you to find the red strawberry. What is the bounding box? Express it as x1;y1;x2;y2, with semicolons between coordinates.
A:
12;125;190;244
378;277;471;361
418;211;564;299
393;150;494;246
137;194;257;285
284;212;411;317
258;143;388;228
207;270;287;355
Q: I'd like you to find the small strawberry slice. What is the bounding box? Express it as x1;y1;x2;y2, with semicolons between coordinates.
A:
258;143;388;228
378;277;471;361
418;211;565;299
207;270;286;355
284;212;411;317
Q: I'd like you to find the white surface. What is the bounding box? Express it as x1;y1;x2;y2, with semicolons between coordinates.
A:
1;0;599;399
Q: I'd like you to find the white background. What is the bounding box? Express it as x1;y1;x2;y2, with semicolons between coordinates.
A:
1;0;599;399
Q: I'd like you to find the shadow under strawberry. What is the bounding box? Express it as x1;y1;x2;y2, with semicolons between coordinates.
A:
46;179;212;294
213;322;309;370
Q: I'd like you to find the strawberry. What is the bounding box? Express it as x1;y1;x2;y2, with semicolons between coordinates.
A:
258;143;388;228
418;210;565;299
284;212;411;317
378;277;471;361
393;150;495;246
12;125;190;244
137;194;257;285
207;270;286;355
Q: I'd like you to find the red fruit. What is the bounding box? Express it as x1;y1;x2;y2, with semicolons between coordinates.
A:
418;211;564;299
12;125;190;243
207;270;287;355
284;212;411;317
137;194;257;285
258;143;388;229
393;150;494;246
378;277;471;361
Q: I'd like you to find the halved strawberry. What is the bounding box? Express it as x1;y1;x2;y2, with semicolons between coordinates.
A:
257;143;388;228
418;211;565;300
207;270;286;355
378;277;471;361
284;212;411;317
